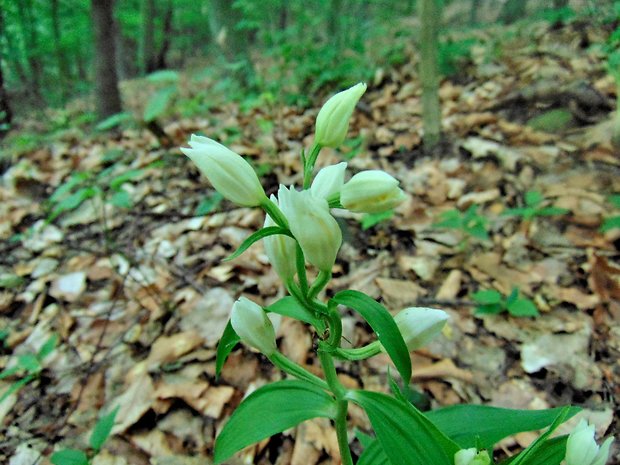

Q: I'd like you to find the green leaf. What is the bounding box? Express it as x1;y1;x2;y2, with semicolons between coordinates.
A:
109;190;133;209
49;172;90;203
49;187;98;221
109;169;143;190
195;193;223;216
0;366;20;380
536;206;569;217
18;353;41;373
499;436;568;465
467;223;490;241
508;407;572;465
214;380;337;464
332;290;411;383
608;194;620;208
425;405;580;449
143;86;176;122
50;449;89;465
266;296;326;333
507;298;539;317
146;70;179;82
601;215;620;232
223;226;292;262
361;211;393;230
357;438;391;465
215;320;240;380
90;406;119;451
95;112;133;131
434;210;461;229
38;334;59;359
525;191;543;207
475;303;503;315
0;375;34;403
471;290;502;305
355;429;376;449
347;390;458;465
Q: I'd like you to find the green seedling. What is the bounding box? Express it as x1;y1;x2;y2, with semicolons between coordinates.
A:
472;288;539;318
434;205;490;248
46;163;146;222
0;334;58;403
51;407;119;465
601;194;620;232
361;210;394;230
502;191;569;221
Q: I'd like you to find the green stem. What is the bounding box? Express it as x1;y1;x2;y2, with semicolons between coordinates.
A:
303;143;322;189
335;399;353;465
261;198;289;229
333;340;382;361
307;270;331;301
295;243;309;295
270;352;329;391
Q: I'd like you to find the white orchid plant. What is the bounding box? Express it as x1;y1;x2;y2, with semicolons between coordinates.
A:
182;83;614;465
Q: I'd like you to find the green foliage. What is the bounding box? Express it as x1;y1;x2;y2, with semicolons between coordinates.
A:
527;108;574;133
46;162;145;222
361;210;394;230
0;334;58;403
502;191;569;221
332;290;411;383
214;380;337;464
601;194;620;232
472;287;539;317
438;38;477;77
194;192;224;216
434;205;490;244
95;112;134;132
347;390;459;465
51;407;119;465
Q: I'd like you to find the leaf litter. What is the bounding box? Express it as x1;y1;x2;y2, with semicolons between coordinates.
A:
1;18;620;465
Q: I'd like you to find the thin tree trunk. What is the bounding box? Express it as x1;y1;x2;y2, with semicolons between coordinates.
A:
15;0;43;100
418;0;442;151
140;0;157;73
0;7;12;133
51;0;71;100
470;0;481;24
155;0;173;70
91;0;122;119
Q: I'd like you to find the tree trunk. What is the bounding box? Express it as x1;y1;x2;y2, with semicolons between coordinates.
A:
140;0;157;73
207;0;255;87
328;0;343;49
15;0;43;101
0;7;12;134
418;0;442;151
155;0;174;70
553;0;568;8
498;0;527;24
91;0;122;119
51;0;71;100
470;0;481;24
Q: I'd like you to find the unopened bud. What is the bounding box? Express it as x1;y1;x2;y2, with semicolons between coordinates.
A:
340;170;406;213
315;83;367;148
230;297;277;356
181;135;267;207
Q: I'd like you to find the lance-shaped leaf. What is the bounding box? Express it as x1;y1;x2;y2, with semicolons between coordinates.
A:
332;290;411;382
347;390;459;465
499;436;569;465
214;380;337;464
223;226;291;262
357;437;391;465
215;320;240;379
426;405;580;449
266;296;326;333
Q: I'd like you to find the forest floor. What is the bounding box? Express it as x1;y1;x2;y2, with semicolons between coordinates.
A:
1;17;620;465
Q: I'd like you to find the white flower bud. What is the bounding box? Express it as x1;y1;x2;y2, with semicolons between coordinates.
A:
565;420;614;465
310;162;347;200
230;297;277;356
454;449;490;465
315;83;367;148
264;195;297;283
278;185;342;271
394;307;449;351
181;135;267;207
340;170;406;213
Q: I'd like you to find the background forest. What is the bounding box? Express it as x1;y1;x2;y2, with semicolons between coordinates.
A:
1;0;620;465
